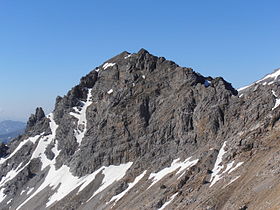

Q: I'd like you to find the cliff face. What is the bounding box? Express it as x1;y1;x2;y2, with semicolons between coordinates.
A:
1;49;280;210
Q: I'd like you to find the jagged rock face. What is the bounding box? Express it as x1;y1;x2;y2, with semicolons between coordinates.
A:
0;144;8;158
1;49;280;210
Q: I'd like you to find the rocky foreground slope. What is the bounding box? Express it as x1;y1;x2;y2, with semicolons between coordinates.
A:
1;49;280;210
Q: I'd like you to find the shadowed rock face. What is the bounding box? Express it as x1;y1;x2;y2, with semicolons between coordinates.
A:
1;49;280;210
0;144;9;158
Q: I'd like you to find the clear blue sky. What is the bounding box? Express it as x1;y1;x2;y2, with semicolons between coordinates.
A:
0;0;279;121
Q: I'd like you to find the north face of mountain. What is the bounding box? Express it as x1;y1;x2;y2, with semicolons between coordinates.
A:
0;49;280;210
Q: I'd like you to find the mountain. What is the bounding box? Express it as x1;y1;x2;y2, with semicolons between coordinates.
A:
0;49;280;210
0;120;25;135
0;121;25;143
0;130;25;144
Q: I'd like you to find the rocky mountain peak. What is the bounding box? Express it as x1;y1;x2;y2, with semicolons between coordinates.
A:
0;50;280;210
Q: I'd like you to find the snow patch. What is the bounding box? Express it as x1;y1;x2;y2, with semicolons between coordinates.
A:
20;189;26;195
271;90;280;110
107;89;113;94
158;192;178;210
272;99;280;111
228;162;243;174
0;134;42;165
29;113;60;170
238;84;252;92
0;188;5;202
0;162;28;187
272;90;278;97
103;63;116;70
87;162;133;202
1;113;59;206
226;176;240;186
148;157;199;189
256;69;280;85
238;69;280;91
124;54;132;59
142;75;146;79
6;198;11;204
0;162;30;203
26;187;34;195
17;162;133;209
109;170;147;205
209;152;243;188
223;176;241;189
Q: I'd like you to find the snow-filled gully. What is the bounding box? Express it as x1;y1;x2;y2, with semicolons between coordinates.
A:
69;88;93;146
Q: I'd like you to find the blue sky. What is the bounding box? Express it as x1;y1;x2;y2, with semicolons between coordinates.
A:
0;0;280;121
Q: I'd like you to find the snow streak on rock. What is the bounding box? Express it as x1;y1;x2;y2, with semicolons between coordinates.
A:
109;170;147;205
228;162;243;174
70;88;93;145
0;134;43;203
238;85;252;92
16;113;60;209
229;176;240;184
0;163;27;202
103;63;116;70
148;157;199;189
87;162;133;202
3;97;132;209
26;187;34;195
209;141;243;187
158;192;178;210
0;134;41;165
272;90;280;111
124;54;132;59
16;115;132;208
256;69;280;85
238;68;280;91
46;162;133;207
0;188;5;202
30;114;59;169
210;160;243;188
209;141;227;187
107;89;113;94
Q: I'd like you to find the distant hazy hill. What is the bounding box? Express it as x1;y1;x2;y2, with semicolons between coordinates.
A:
0;120;25;143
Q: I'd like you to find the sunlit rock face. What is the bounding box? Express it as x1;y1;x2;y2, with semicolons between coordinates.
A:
1;49;280;210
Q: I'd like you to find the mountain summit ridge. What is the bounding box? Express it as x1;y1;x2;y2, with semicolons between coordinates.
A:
1;49;280;210
238;68;280;92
